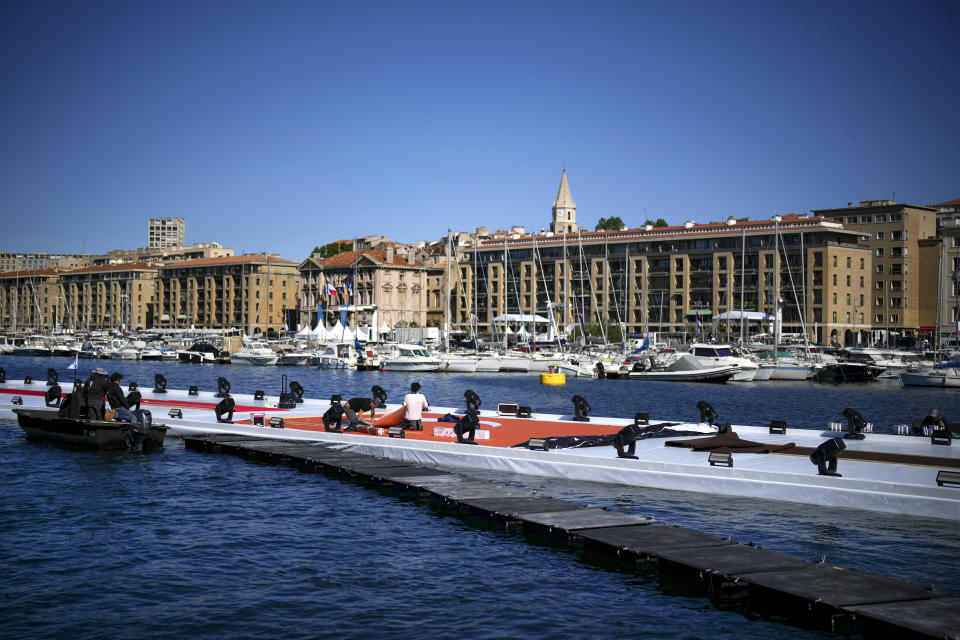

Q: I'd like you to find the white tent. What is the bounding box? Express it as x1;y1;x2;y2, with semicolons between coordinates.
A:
329;320;356;342
492;313;550;323
296;325;312;338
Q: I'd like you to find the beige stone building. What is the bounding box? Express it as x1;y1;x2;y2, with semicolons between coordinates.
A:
299;245;429;333
934;198;960;346
0;268;64;332
156;254;299;335
58;263;159;332
812;200;940;344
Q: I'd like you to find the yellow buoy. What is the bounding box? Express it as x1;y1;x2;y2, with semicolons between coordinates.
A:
540;372;566;385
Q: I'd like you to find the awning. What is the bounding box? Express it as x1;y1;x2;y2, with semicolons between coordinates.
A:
713;311;772;321
685;309;712;316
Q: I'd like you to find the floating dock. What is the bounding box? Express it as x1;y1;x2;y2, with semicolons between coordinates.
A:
183;434;960;639
2;376;960;520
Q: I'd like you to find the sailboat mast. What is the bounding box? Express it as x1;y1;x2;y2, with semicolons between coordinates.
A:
444;230;450;351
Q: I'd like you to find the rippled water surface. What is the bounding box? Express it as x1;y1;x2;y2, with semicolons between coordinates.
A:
2;355;960;639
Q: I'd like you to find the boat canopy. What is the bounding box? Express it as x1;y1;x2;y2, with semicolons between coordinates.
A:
492;314;550;323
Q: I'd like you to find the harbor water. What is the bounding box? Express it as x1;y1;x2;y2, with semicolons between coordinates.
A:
2;355;960;639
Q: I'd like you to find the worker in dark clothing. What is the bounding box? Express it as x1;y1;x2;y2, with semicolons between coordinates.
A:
344;397;376;427
82;367;109;420
106;372;132;422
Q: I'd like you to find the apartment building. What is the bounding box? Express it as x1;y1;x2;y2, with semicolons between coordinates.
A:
934;198;960;345
812;200;939;343
0;252;92;273
0;269;63;332
458;214;870;346
58;263;159;332
155;254;299;335
147;217;185;249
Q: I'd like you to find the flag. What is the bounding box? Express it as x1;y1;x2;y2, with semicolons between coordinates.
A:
326;282;337;296
345;280;352;296
67;354;78;370
470;313;477;326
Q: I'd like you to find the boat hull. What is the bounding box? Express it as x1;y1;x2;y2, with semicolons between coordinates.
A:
14;409;167;451
900;370;960;388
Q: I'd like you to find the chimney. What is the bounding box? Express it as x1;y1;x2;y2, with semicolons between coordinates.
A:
386;246;394;263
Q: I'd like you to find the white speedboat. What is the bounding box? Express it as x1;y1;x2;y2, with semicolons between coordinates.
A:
177;341;225;363
688;343;758;381
231;341;279;366
381;344;440;372
272;342;313;366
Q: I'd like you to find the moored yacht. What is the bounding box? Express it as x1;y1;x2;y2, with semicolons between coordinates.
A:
381;344;440;372
688;343;758;381
230;340;279;366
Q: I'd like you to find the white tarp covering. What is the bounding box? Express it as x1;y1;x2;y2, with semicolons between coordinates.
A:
329;320;355;342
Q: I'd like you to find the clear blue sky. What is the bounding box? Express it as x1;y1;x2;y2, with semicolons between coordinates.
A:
1;0;957;258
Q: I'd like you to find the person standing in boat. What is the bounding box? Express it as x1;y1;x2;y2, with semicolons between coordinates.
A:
106;372;133;422
82;367;109;420
401;382;429;431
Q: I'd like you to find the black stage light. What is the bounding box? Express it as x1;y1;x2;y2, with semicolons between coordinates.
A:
215;397;235;423
455;410;479;444
45;384;62;407
46;368;58;386
842;407;866;440
708;452;733;467
613;424;642;459
528;438;549;451
153;374;167;393
11;395;23;405
168;408;182;419
268;416;285;429
769;420;787;435
810;437;846;476
372;385;388;408
253;390;265;401
697;400;717;426
464;389;481;412
251;413;265;426
188;385;199;396
215;377;231;398
572;395;591;422
387;426;405;438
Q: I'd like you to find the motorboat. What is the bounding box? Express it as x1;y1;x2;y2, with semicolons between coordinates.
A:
607;353;737;382
900;363;960;388
271;342;313;366
688;343;758;382
14;408;167;451
436;352;479;373
381;344;440;372
11;336;52;357
177;341;226;363
315;343;356;369
230;341;279;366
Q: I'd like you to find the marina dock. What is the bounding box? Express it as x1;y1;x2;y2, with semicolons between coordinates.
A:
185;434;959;639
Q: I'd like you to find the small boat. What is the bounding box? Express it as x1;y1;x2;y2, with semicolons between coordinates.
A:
14;408;167;451
900;363;960;388
436;352;479;373
607;353;737;383
688;343;758;382
381;344;440;372
177;341;227;363
230;340;279;366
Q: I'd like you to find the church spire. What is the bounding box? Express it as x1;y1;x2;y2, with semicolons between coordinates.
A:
550;169;578;234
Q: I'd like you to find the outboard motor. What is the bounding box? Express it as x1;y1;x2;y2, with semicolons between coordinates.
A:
46;368;58;386
289;381;304;403
842;408;867;440
464;389;481;413
697;401;718;426
126;390;142;411
153;374;167;394
215;397;235;423
45;383;62;408
572;395;591;422
371;385;388;408
215;377;231;398
127;409;153;453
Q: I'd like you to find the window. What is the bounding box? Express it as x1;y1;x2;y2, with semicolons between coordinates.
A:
832;311;837;322
890;313;899;323
814;252;823;267
876;313;884;323
876;280;885;290
875;297;883;307
832;292;837;304
876;231;884;240
813;289;822;304
859;295;864;306
954;257;960;272
832;256;837;267
845;312;850;322
892;230;906;241
876;264;884;273
846;293;851;305
846;257;851;268
890;213;902;222
953;237;960;248
846;216;857;224
876;248;884;257
876;214;886;222
861;215;872;223
846;275;851;286
832;274;837;286
860;258;864;269
860;277;864;287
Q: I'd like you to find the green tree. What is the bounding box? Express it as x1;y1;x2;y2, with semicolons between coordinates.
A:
313;242;352;258
595;216;625;231
643;218;669;227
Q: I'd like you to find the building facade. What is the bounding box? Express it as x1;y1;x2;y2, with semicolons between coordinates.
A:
0;269;63;332
155;254;299;335
59;263;159;332
812;200;940;344
457;214;871;346
148;217;185;249
0;252;92;273
299;246;429;333
934;198;960;346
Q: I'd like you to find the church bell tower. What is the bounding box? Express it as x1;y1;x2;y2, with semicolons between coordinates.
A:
550;170;578;234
